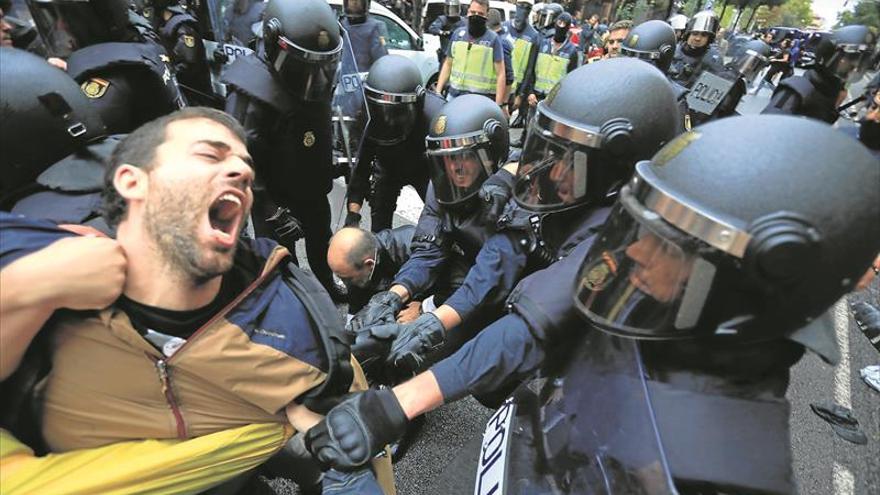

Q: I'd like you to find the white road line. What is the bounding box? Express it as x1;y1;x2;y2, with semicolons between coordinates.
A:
832;298;852;410
833;461;854;495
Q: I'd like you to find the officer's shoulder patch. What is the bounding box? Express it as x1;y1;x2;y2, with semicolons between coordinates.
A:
628;33;639;45
434;115;447;135
653;130;701;166
303;131;316;148
81;78;110;99
183;34;195;48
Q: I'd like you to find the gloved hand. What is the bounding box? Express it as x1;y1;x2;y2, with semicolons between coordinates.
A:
344;211;362;228
387;312;446;374
351;323;402;384
347;291;403;333
305;389;408;471
478;180;511;227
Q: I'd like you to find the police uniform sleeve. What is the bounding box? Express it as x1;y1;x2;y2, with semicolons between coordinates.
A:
567;47;579;73
371;21;389;63
520;40;540;95
427;16;444;36
442;232;528;322
348;131;378;206
170;24;204;67
502;39;514;84
224;90;272;173
392;185;449;299
430;313;545;402
492;34;504;63
0;213;75;270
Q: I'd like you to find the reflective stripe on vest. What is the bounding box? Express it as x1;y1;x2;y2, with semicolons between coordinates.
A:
449;40;497;95
510;37;533;92
534;51;570;94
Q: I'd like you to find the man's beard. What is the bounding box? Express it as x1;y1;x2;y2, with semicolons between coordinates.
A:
144;181;237;284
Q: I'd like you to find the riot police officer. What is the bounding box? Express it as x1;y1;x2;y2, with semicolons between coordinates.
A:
304;115;880;493
340;0;389;72
426;0;463;67
370;59;679;380
668;13;687;40
222;0;344;299
0;47;107;217
501;0;540;128
668;10;723;88
619;19;689;131
26;0;186;134
525;12;577;124
345;55;446;232
346;94;512;372
763;24;876;124
132;0;214;106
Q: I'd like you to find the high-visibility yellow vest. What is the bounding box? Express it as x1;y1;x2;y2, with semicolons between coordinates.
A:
510;37;533;93
449;39;498;95
534;50;571;94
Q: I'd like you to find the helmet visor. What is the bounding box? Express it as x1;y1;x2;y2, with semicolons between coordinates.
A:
831;45;870;82
445;0;461;17
427;146;493;205
688;14;717;35
365;87;420;144
273;34;342;102
514;130;591;210
574;187;718;339
28;0;110;57
732;49;767;82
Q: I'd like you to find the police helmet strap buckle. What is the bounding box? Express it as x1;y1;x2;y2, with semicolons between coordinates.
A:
744;212;822;286
483;119;504;164
600;118;634;155
264;18;281;59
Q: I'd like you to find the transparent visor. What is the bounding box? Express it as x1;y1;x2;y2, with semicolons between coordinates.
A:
574;194;717;339
427;147;493;205
536;11;554;29
28;1;110;57
831;47;870;82
445;3;461;17
733;50;767;81
274;35;341;102
620;45;662;62
365;88;420;144
514;130;590;210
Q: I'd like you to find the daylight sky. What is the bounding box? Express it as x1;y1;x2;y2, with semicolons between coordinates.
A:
812;0;848;29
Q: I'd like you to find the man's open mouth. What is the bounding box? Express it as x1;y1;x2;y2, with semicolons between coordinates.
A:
208;191;243;242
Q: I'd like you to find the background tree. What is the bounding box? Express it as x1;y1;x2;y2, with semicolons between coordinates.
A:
837;0;880;30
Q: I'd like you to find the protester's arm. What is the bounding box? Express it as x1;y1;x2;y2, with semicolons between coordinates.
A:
0;236;126;380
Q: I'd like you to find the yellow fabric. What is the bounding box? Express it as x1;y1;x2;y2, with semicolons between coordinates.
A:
449;40;497;95
0;423;291;495
510;37;533;93
534;51;570;94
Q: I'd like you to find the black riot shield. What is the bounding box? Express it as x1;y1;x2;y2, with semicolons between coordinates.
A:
475;331;677;495
332;24;370;181
200;0;258;99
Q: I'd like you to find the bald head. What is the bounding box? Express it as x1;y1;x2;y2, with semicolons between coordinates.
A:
328;227;378;288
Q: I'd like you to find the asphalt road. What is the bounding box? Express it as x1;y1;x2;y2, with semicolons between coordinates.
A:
273;72;880;494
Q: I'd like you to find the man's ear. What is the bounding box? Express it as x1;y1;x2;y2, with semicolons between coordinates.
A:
113;164;149;202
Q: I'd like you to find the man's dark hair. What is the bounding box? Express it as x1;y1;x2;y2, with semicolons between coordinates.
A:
470;0;489;11
101;107;247;228
346;229;379;270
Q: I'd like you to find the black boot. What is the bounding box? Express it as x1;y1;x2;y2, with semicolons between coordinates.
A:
851;301;880;351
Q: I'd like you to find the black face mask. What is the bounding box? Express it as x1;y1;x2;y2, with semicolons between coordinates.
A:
859;118;880;149
468;14;487;37
513;6;530;30
554;25;568;42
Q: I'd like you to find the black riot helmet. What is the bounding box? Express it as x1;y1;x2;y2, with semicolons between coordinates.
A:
730;39;771;83
26;0;135;57
620;20;677;74
536;3;562;30
0;47;106;200
364;54;425;145
515;58;678;213
685;10;718;43
574;115;880;342
445;0;461;18
343;0;369;23
263;0;342;102
820;25;876;84
426;95;508;207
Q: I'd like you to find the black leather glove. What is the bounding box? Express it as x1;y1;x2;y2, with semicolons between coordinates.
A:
347;291;403;333
266;207;305;244
387;312;446;374
351;323;403;384
344;211;362;228
305;389;408;471
478;180;511;227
